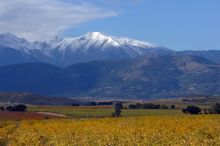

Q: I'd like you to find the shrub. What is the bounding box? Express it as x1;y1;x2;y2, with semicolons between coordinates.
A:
6;104;27;112
182;106;201;114
72;103;80;106
128;103;170;109
97;102;113;105
142;103;160;109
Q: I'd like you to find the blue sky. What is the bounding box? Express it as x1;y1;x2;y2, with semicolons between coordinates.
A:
64;0;220;51
0;0;220;51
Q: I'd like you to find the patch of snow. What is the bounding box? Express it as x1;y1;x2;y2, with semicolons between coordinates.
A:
120;37;159;48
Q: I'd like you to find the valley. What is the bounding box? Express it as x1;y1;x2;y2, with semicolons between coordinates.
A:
1;0;219;145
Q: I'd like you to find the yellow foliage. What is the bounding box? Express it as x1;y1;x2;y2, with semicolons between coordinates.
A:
0;121;17;145
1;115;220;145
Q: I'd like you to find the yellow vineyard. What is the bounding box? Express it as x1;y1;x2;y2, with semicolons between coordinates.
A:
1;115;220;146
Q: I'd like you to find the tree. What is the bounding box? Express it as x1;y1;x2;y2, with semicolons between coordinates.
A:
210;103;220;114
128;104;136;109
88;102;96;106
112;102;123;117
182;106;201;114
72;103;80;106
0;106;5;111
160;105;169;109
170;105;176;109
14;104;27;111
135;103;142;109
142;103;160;109
97;102;113;105
6;106;15;111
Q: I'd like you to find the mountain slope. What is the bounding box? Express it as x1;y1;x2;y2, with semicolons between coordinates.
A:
0;92;80;106
0;45;40;66
98;54;220;98
0;54;219;99
0;33;52;65
180;50;220;64
0;63;62;94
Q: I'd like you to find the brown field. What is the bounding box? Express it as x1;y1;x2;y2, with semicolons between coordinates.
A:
0;111;65;120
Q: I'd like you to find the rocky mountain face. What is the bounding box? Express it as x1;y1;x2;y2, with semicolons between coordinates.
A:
0;32;170;66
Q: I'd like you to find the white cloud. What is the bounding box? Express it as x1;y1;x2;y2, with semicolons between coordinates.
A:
0;0;118;41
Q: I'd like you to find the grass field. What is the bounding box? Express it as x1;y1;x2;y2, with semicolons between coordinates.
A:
1;115;220;145
28;106;182;118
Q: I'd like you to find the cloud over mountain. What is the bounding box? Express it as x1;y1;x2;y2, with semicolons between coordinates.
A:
0;0;118;41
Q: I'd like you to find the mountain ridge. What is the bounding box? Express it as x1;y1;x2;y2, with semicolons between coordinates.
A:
1;32;220;66
0;32;220;99
0;32;169;66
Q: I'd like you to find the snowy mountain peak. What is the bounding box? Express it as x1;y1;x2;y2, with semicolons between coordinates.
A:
44;32;162;51
75;32;160;48
80;32;121;47
54;32;122;50
84;32;106;39
0;32;171;66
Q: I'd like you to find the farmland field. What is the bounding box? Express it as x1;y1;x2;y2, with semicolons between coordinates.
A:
1;115;220;145
1;105;219;145
28;106;182;118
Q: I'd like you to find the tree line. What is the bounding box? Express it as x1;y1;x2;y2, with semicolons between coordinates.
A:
112;102;220;117
72;101;113;106
127;103;175;109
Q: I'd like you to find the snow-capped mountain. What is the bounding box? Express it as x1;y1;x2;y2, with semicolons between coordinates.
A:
0;32;171;66
54;32;162;53
0;33;33;53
